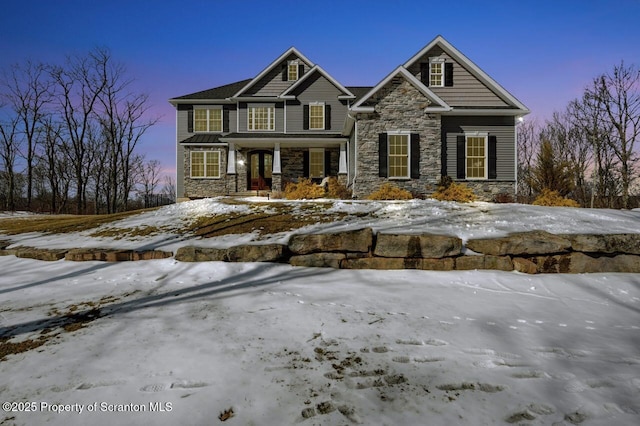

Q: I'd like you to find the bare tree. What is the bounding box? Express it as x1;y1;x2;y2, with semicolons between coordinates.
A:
588;62;640;209
139;159;162;208
517;119;538;202
0;116;20;210
1;61;53;209
161;174;176;203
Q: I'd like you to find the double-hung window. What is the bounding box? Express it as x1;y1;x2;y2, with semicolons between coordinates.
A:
388;133;409;178
190;151;220;178
288;61;299;81
429;58;445;87
466;134;488;179
309;102;325;130
248;106;275;131
194;108;222;132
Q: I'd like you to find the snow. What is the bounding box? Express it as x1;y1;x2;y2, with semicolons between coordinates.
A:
1;199;639;425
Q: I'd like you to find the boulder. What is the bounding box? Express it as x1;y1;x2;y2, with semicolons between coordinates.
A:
131;250;173;261
566;234;640;255
341;257;418;270
455;255;513;271
528;252;640;273
288;228;373;255
15;247;68;261
226;244;287;262
175;246;227;262
513;257;538;274
466;231;571;256
374;233;462;258
290;253;345;268
421;258;456;271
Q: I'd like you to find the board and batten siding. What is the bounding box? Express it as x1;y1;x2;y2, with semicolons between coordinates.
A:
442;116;515;180
245;53;310;96
406;47;509;108
286;73;348;133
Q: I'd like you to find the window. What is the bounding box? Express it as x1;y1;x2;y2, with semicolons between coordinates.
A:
309;103;325;130
194;108;222;132
288;61;299;81
190;151;220;178
466;135;487;179
430;60;444;87
309;148;325;179
248;106;275;131
388;133;409;178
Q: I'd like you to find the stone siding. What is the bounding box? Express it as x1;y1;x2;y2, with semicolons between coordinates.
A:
462;181;516;202
183;146;229;197
354;77;441;198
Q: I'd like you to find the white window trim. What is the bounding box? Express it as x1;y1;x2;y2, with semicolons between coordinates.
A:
309;148;325;179
309;102;325;130
288;60;299;81
193;107;223;133
387;131;410;179
190;151;221;179
247;106;275;132
465;132;488;180
429;57;445;88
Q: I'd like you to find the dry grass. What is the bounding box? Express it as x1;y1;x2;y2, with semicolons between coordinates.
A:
432;182;477;203
366;183;413;200
0;208;158;235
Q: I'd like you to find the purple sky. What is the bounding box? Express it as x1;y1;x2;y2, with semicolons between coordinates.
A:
2;0;639;177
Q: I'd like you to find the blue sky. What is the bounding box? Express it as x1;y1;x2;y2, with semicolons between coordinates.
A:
2;0;639;176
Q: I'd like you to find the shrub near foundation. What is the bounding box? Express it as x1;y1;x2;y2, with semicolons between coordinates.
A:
432;182;477;203
366;183;413;200
326;177;352;199
284;178;326;200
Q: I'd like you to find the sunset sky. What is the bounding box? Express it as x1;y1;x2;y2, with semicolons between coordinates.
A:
2;0;639;177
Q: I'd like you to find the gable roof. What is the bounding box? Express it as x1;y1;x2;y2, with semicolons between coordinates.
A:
404;35;529;113
231;47;314;98
169;79;251;105
351;66;451;112
280;65;356;99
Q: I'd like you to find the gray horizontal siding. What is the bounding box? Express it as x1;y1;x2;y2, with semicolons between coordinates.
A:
246;53;310;96
406;46;509;108
442;116;516;180
286;73;348;133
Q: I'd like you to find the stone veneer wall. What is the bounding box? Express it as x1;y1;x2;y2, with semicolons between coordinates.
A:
183;146;229;197
462;181;516;202
354;77;441;198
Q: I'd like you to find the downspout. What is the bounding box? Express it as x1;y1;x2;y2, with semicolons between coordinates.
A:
352;118;358;190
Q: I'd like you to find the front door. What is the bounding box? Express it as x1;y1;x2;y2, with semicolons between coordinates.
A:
249;151;273;190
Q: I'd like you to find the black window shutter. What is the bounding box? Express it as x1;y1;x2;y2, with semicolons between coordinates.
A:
223;108;229;132
303;151;310;178
324;104;331;130
456;135;466;179
298;64;304;78
303;105;309;130
410;133;420;179
420;63;429;86
324;149;331;177
488;135;498;179
379;133;388;178
445;63;454;87
187;108;193;133
282;64;287;81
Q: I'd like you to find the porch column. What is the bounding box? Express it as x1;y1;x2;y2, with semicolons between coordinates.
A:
338;142;347;174
273;143;282;174
227;143;236;174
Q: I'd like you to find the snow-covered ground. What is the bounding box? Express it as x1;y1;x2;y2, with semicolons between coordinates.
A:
1;199;639;425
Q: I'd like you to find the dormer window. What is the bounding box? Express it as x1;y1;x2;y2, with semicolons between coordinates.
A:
429;58;445;87
288;61;299;81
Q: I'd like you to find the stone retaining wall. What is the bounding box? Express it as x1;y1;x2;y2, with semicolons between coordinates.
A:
2;230;639;273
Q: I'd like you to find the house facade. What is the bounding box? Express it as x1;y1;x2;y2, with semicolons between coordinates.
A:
169;36;529;201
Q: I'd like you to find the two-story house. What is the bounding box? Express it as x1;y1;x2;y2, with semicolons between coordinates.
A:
169;35;529;201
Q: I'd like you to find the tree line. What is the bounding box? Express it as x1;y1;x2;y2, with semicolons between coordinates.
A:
0;47;175;214
518;61;640;209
